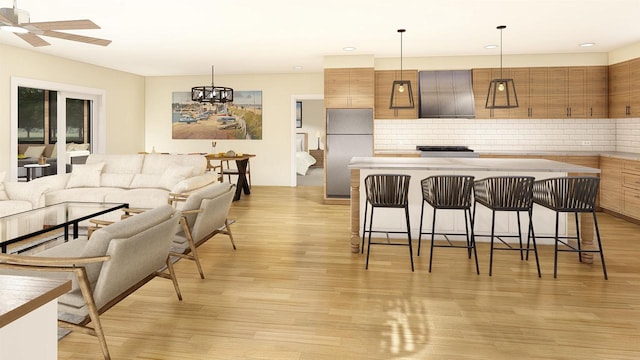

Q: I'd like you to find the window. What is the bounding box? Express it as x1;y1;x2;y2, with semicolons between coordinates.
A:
18;86;91;146
17;87;45;144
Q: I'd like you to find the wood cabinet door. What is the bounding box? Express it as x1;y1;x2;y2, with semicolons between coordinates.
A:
600;157;623;212
608;62;630;118
547;67;568;118
374;70;418;119
324;68;374;109
472;69;493;118
508;68;531;118
490;68;512;118
528;68;548;118
587;66;608;118
567;67;587;118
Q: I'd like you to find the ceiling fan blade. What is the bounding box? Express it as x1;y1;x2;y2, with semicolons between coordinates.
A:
41;30;111;46
26;19;100;31
16;32;50;47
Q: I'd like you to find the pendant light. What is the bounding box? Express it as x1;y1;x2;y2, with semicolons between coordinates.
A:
191;65;234;104
390;29;414;109
485;25;518;109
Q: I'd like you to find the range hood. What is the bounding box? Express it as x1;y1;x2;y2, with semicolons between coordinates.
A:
418;70;475;118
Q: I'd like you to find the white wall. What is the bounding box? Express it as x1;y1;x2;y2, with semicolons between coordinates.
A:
144;73;323;186
0;44;145;173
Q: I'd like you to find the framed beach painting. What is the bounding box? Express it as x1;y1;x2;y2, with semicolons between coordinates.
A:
171;90;263;139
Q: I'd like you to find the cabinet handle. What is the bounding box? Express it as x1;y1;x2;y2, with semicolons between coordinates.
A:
590;108;593;117
567;107;570;117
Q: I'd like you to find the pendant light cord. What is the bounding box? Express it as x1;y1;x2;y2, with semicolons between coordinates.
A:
500;27;503;79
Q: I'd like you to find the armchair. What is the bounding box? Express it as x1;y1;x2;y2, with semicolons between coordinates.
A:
168;182;236;278
0;204;181;360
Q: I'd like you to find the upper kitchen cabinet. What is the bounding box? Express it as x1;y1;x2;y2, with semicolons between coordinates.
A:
324;68;375;109
374;70;418;119
608;59;640;118
586;66;608;118
473;67;547;119
547;67;587;118
472;68;513;119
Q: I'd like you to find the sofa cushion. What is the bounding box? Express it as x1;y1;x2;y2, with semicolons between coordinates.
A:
172;172;218;194
66;162;105;189
42;144;56;158
129;174;162;189
104;188;171;209
86;154;145;174
100;173;134;188
0;171;7;200
45;187;123;205
24;145;46;158
160;166;193;190
141;154;206;177
0;200;32;217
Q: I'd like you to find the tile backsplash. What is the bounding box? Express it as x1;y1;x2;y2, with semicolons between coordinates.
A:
375;118;640;153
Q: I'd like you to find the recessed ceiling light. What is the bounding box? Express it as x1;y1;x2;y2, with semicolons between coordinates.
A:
0;25;28;34
580;42;595;47
293;66;303;70
343;46;356;51
484;45;498;49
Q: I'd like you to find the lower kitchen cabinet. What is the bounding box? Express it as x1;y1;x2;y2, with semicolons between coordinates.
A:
600;157;623;213
622;159;640;217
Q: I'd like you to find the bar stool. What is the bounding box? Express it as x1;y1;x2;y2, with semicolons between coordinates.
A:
473;176;541;277
361;174;414;271
418;175;479;274
532;176;607;279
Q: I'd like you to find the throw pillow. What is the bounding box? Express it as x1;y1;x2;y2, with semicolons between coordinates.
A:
160;166;194;190
66;162;105;189
49;143;57;159
23;145;46;158
0;171;7;200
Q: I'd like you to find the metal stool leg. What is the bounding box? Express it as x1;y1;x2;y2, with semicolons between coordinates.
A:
418;200;426;256
489;210;496;277
428;208;437;272
365;207;374;269
593;212;608;280
405;205;414;272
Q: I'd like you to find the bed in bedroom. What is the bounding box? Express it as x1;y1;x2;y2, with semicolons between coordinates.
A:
296;133;317;176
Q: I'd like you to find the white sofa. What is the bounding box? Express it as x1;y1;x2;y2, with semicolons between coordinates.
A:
0;154;218;221
0;171;46;217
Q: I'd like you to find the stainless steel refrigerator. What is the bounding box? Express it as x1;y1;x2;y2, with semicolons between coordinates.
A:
325;108;373;198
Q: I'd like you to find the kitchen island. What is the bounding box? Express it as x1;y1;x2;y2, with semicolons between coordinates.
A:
348;157;601;261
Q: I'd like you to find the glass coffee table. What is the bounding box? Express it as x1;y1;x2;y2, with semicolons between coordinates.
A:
0;202;128;254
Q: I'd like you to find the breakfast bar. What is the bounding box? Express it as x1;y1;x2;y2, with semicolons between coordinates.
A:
348;156;601;259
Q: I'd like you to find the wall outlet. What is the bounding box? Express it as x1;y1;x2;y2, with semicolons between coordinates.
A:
582;141;592;146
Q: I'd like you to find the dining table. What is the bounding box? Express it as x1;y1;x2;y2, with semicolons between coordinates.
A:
205;153;255;201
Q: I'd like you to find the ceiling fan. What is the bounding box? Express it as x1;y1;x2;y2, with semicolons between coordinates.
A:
0;0;110;47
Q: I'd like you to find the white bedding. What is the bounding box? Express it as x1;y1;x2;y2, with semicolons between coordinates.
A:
296;151;316;175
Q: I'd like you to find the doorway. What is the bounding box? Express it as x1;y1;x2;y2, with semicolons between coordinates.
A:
290;95;324;187
10;77;106;181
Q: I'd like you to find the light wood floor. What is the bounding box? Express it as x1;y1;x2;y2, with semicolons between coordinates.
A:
59;186;640;359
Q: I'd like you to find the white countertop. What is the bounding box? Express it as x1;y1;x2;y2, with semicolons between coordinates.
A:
374;149;640;161
348;156;600;173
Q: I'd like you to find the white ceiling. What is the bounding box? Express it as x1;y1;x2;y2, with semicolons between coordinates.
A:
1;0;639;77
